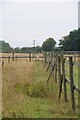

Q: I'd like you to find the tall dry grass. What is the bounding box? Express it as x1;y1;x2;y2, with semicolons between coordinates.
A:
2;61;34;117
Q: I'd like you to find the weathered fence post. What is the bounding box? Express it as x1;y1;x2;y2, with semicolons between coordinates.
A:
43;52;47;69
53;54;57;82
57;55;63;98
54;54;57;82
69;57;75;110
51;54;54;79
32;53;34;60
15;56;17;61
29;52;31;61
57;55;61;85
62;54;67;101
12;52;14;61
8;56;10;63
74;53;76;63
44;53;47;64
2;60;4;67
49;53;52;71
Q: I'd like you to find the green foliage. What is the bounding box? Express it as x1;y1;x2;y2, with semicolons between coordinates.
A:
0;41;13;53
20;46;42;53
59;28;80;51
14;47;20;53
42;38;56;51
35;46;42;53
0;40;42;53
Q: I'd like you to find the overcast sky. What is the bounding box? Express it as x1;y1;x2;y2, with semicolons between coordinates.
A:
0;0;79;48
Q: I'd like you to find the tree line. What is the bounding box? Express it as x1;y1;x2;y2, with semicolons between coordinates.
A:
0;28;80;53
0;41;42;53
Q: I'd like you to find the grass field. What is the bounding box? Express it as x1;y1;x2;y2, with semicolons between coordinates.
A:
2;59;79;118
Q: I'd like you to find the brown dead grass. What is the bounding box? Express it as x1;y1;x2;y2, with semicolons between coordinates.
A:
2;61;34;117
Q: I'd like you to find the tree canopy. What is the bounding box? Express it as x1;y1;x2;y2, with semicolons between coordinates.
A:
0;41;42;53
20;46;42;53
59;28;80;51
42;38;56;51
0;41;13;53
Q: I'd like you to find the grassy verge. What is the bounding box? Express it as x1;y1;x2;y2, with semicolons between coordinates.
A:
2;60;78;118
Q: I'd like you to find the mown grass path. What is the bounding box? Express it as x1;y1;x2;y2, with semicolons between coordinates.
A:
2;60;78;118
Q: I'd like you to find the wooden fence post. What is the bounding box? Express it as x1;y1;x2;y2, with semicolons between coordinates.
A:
8;56;10;63
43;53;47;69
57;55;61;85
69;57;75;110
74;53;76;63
57;55;63;98
12;52;14;61
62;54;67;101
51;54;54;79
2;60;4;67
29;52;31;62
15;56;17;61
54;54;57;82
49;53;53;71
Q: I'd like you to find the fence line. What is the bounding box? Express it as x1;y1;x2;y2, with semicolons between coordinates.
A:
43;51;80;110
0;53;44;67
1;51;80;110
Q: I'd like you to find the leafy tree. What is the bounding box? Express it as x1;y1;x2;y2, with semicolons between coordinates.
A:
20;47;29;53
42;38;56;51
14;47;20;53
0;41;2;52
59;29;79;51
20;46;42;53
0;41;13;53
35;46;42;53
